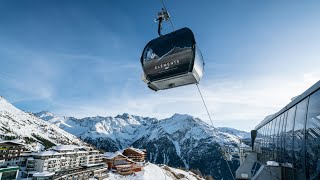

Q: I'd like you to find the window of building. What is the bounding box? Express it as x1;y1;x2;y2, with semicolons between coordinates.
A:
293;98;308;179
275;114;283;162
263;124;268;160
274;117;282;161
306;89;320;179
1;170;17;179
279;112;287;163
284;106;296;166
267;120;274;161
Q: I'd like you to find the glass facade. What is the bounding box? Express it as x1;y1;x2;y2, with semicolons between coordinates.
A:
293;98;308;179
254;87;320;180
305;90;320;179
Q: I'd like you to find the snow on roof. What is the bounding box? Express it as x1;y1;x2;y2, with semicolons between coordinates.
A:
76;151;89;154
82;163;105;167
20;152;32;157
126;147;145;154
33;171;55;177
115;164;132;168
103;151;127;159
51;145;85;151
34;150;62;156
266;161;280;166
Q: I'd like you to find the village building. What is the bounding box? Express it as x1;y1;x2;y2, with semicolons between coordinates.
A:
22;145;104;179
0;141;25;167
0;140;117;179
102;150;144;175
103;151;129;169
122;147;147;162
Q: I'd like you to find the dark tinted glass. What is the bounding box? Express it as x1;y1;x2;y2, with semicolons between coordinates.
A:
143;29;194;62
280;112;287;163
306;89;320;179
268;120;274;161
263;124;268;162
259;126;265;162
1;171;17;179
269;118;275;161
275;115;283;162
284;106;296;166
262;123;268;162
293;98;308;179
142;28;196;81
256;128;262;152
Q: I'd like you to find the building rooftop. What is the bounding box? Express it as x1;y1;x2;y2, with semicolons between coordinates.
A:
103;151;127;160
51;145;85;152
0;140;25;146
33;171;55;177
82;163;105;168
20;152;32;157
125;147;146;154
33;150;62;156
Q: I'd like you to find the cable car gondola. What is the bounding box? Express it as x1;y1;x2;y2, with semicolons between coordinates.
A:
141;27;205;91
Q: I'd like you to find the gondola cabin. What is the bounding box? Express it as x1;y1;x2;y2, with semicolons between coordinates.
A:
141;27;204;91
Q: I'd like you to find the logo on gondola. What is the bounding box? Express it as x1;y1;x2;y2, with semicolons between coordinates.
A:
155;59;180;70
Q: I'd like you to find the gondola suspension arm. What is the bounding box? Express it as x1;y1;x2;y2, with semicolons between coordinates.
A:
155;8;170;36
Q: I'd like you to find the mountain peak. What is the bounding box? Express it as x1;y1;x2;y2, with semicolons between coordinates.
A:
171;113;193;120
115;113;132;119
34;111;55;121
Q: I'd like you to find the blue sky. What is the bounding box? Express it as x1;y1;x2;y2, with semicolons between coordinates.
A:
0;0;319;131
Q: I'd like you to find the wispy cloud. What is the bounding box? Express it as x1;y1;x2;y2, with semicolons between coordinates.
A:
49;72;318;131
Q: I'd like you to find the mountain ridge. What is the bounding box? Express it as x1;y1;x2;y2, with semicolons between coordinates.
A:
34;110;243;179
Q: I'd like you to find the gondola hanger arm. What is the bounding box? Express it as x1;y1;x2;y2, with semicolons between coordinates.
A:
155;8;170;36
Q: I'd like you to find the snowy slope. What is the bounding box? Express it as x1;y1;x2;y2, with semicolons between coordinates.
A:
217;127;250;139
106;163;203;180
0;96;85;150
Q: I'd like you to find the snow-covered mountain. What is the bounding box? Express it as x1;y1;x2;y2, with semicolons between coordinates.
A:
0;96;85;151
35;111;241;179
217;127;250;139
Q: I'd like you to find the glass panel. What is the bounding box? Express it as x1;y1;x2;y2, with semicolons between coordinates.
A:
284;107;296;164
272;116;280;161
259;126;265;162
143;28;194;62
257;128;261;150
306;89;320;179
280;112;287;163
268;120;274;161
269;118;275;161
263;124;268;163
275;115;283;162
263;123;268;162
293;98;308;179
